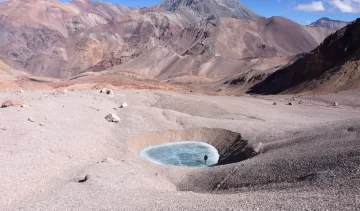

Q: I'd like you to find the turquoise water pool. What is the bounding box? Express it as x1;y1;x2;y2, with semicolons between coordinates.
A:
139;141;219;167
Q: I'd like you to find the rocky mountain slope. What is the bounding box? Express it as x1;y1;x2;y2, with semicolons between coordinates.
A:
0;58;13;75
248;18;360;95
0;0;335;80
309;17;348;30
159;0;261;21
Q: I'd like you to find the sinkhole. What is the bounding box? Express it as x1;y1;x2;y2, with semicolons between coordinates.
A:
129;128;257;168
139;141;220;167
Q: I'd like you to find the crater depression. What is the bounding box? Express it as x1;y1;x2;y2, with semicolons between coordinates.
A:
139;141;219;167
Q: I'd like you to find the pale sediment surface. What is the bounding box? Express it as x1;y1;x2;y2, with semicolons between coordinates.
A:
0;89;359;210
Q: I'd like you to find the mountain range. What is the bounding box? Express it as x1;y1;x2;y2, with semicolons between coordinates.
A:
0;0;357;95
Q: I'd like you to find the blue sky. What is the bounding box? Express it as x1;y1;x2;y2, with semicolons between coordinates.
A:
70;0;359;24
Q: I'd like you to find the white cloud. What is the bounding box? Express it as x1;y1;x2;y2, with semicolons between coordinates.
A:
295;1;326;12
329;0;360;13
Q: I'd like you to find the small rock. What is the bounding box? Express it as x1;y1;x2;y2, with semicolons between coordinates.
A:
101;157;116;164
334;102;339;106
347;127;356;132
16;90;24;96
28;117;35;122
78;175;90;183
299;100;303;104
20;104;30;108
254;142;264;154
1;100;24;108
273;102;277;105
39;123;45;127
119;103;128;108
100;88;114;96
53;90;67;97
105;114;120;123
288;102;293;106
39;95;49;100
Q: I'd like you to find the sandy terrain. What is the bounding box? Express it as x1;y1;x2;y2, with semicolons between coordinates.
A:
0;88;359;210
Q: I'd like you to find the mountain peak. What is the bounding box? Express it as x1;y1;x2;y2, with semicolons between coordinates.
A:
309;17;349;30
71;0;91;6
159;0;260;20
72;0;89;3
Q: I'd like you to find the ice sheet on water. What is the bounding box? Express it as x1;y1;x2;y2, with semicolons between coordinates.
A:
139;141;219;167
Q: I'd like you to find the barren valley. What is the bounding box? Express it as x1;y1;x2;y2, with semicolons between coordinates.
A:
0;0;359;210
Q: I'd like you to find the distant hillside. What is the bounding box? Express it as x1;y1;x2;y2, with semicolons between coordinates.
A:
248;19;360;95
0;58;13;75
0;0;335;80
309;17;349;30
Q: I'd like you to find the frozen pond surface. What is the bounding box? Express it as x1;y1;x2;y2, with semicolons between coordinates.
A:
139;141;219;167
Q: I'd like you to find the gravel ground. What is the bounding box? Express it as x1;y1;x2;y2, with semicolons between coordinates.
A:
0;89;359;210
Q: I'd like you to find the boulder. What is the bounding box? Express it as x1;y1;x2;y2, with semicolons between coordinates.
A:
334;102;339;106
100;88;114;96
78;174;91;183
105;114;120;123
1;100;24;108
120;103;128;108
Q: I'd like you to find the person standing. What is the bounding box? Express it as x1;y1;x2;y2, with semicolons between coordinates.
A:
204;154;208;164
